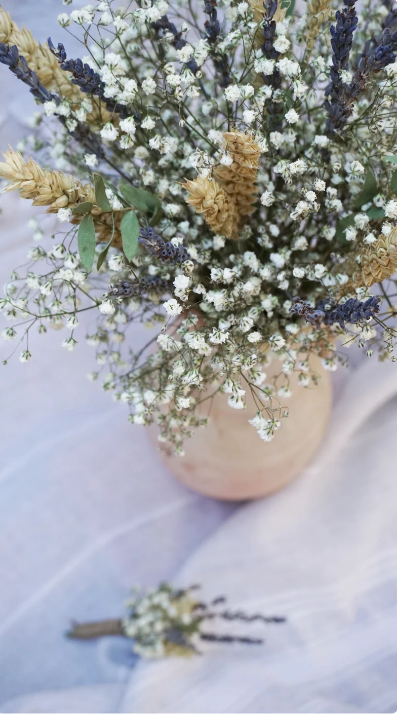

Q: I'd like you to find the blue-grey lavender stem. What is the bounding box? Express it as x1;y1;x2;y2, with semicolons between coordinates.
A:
138;227;191;266
48;39;141;123
0;43;54;103
109;276;170;299
324;0;359;133
150;16;199;76
0;42;105;159
203;0;232;88
259;0;283;130
290;296;381;329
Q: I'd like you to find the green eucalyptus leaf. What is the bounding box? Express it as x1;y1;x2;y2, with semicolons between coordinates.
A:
119;183;149;212
72;201;93;214
149;206;164;227
136;188;161;211
366;206;385;220
336;214;355;243
78;214;96;271
383;155;397;164
121;210;140;261
354;171;377;209
286;0;295;16
97;238;113;270
390;170;397;196
94;173;112;212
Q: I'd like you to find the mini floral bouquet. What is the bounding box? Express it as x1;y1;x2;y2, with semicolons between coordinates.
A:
67;582;285;659
1;0;397;455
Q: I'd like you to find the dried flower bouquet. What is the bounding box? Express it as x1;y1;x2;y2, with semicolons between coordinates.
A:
1;0;397;455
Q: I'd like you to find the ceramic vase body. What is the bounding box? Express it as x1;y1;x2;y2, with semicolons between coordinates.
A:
149;355;332;501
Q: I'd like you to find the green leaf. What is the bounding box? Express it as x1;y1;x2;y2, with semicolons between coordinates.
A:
390;170;397;196
119;184;161;214
336;214;355;243
136;188;161;212
286;0;295;16
121;210;140;261
149;206;164;227
78;214;96;271
97;239;113;270
72;201;93;214
383;155;397;164
354;171;377;209
366;206;385;220
94;173;112;212
119;183;149;212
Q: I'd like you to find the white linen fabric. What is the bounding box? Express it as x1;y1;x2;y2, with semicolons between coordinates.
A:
2;2;397;711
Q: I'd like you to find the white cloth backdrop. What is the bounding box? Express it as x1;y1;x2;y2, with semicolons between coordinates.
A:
1;1;397;712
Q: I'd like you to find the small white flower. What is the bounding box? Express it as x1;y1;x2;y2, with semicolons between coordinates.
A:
66;314;79;329
163;298;183;316
57;207;72;223
269;333;285;349
142;78;157;95
385;200;397;219
363;232;377;245
224;84;241;102
314;135;329;148
349;160;365;175
247;331;262;343
99;11;112;25
285;109;299;124
100;122;119;141
70;7;94;24
176;44;194;63
43;100;58;116
99;300;116;315
314;263;327;279
62;336;78;351
84;153;98;168
354;213;370;229
293;267;305;278
173;274;190;298
220;153;233;166
119;116;136;136
321;357;338;372
114;15;128;32
314;179;326;191
273;35;290;53
2;327;16;341
243;109;256;124
141;116;156;130
19;350;32;363
237;1;249;15
261;190;275;207
57;13;70;27
228;394;246;410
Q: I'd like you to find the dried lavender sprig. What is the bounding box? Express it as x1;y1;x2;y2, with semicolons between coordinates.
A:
290;296;381;330
0;43;53;104
203;1;232;88
151;16;199;76
317;296;381;329
0;42;105;159
138;227;191;266
200;632;263;645
324;0;359;133
48;39;141;123
109;276;170;299
259;0;283;130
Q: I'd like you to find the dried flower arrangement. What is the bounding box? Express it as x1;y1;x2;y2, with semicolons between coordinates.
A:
67;582;285;658
1;0;397;454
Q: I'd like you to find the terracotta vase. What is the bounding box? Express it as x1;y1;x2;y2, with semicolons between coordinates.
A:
149;354;332;501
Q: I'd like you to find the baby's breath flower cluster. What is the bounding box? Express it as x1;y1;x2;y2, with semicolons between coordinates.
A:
2;0;397;454
67;582;285;659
